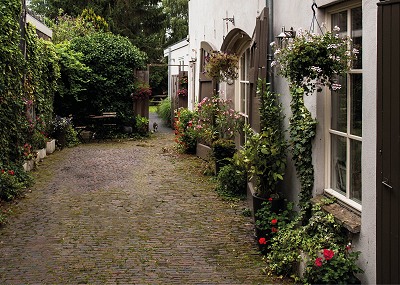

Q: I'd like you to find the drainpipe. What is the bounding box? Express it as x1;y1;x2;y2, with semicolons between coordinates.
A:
266;0;274;91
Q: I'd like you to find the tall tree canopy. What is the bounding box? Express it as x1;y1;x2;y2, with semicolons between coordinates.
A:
28;0;174;63
162;0;188;46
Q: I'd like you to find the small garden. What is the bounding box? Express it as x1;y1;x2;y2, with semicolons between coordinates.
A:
173;27;363;284
0;1;153;221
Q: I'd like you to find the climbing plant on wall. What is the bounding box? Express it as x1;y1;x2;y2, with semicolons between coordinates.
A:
0;0;27;166
272;28;357;215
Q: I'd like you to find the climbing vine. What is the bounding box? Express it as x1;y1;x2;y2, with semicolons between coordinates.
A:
0;0;26;166
289;87;317;212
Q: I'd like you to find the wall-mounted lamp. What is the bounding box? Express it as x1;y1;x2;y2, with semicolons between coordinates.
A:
276;26;296;48
223;15;235;26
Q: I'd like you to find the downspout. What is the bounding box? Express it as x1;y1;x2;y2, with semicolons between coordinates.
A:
266;0;274;91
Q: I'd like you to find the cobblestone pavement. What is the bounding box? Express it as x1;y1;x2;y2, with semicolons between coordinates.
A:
0;120;277;284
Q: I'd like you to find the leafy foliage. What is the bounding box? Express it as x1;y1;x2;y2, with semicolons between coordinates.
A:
205;52;239;82
51;9;109;44
289;87;317;213
162;0;189;46
68;32;147;121
272;28;358;94
174;108;197;154
267;203;363;284
215;157;247;198
157;98;172;127
0;0;27;167
194;96;243;146
240;80;287;198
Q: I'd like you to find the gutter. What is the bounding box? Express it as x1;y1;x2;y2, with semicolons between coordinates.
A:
266;0;274;90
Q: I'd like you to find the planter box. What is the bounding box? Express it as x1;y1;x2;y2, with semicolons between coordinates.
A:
36;148;46;162
196;143;212;161
23;160;35;172
46;139;56;154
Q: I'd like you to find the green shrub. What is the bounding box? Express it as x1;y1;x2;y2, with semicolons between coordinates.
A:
135;115;149;136
215;155;247;197
69;32;147;120
174;108;197;154
65;125;80;147
157;98;172;127
266;203;363;283
0;166;32;202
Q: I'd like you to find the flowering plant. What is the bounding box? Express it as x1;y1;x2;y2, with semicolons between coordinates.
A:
0;168;23;201
194;96;243;146
255;198;294;253
51;116;72;132
272;27;358;94
304;244;363;284
204;51;239;82
179;76;188;85
131;82;152;100
177;88;188;97
174;108;197;154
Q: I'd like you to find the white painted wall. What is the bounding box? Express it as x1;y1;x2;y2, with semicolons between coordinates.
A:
187;1;377;282
188;0;264;105
163;39;190;100
356;1;377;283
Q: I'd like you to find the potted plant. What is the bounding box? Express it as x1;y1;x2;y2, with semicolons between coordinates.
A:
204;51;239;83
193;96;243;160
241;80;287;197
211;138;236;174
240;80;287;225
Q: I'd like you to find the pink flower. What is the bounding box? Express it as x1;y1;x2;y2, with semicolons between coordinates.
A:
315;257;323;267
323;249;335;261
259;237;267;245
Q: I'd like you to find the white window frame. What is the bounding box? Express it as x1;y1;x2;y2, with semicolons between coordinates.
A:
236;48;251;146
324;2;363;212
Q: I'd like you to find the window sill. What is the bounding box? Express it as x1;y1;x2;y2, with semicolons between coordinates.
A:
311;195;361;234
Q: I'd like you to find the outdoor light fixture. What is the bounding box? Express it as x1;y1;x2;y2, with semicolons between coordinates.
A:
276;26;296;48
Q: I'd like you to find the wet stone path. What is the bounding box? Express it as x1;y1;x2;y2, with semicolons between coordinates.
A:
0;120;274;284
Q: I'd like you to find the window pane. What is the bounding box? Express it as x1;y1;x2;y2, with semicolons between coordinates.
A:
350;74;362;137
350;139;362;202
331;134;347;194
331;11;347;36
331;75;347;132
352;7;362;69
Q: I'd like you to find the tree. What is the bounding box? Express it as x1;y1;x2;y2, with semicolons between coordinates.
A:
67;32;147;121
162;0;188;46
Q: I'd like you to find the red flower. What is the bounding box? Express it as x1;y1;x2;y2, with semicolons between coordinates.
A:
258;237;267;245
268;197;273;202
1;170;4;174
8;170;14;176
271;227;278;233
315;257;323;267
323;249;335;261
271;219;278;225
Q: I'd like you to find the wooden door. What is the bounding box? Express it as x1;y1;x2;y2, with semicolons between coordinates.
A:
377;1;400;283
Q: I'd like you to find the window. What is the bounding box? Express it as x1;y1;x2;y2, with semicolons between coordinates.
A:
237;48;251;146
325;4;362;211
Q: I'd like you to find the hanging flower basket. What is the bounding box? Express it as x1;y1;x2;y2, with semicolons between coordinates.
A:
272;27;358;94
204;51;239;82
131;82;152;100
177;88;188;97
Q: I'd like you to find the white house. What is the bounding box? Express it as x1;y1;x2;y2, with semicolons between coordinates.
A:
177;0;400;283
